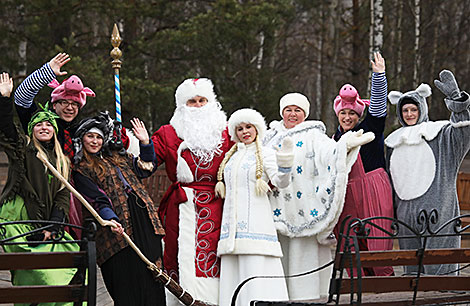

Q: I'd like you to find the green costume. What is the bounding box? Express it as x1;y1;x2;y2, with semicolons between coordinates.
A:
0;95;78;306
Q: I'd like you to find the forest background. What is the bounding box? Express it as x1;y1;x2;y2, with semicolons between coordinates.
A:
0;0;468;135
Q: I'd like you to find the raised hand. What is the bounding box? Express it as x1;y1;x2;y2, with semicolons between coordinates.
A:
130;118;149;145
49;53;70;76
371;52;385;73
0;72;13;98
276;136;294;168
434;69;461;100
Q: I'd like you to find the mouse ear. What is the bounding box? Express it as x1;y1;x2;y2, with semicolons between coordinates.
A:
416;83;432;98
388;91;403;105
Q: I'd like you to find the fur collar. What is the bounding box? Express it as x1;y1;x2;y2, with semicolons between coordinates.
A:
268;120;326;133
385;120;449;148
264;120;326;146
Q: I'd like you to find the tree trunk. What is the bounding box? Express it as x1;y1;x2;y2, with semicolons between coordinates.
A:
396;0;404;89
368;0;383;95
314;1;325;120
17;3;27;78
321;0;341;134
352;0;361;78
413;0;421;87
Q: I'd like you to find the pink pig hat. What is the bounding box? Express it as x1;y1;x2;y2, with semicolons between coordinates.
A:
48;75;95;109
333;84;370;117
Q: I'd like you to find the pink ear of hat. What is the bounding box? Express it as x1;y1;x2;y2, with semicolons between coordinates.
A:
47;79;61;89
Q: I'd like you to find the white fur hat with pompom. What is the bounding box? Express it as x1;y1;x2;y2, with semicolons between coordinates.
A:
228;108;266;142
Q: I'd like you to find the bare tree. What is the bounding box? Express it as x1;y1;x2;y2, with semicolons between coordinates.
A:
368;0;384;94
412;0;421;87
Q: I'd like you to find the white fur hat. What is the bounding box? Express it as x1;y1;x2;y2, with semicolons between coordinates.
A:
228;108;266;142
175;78;217;108
279;92;310;118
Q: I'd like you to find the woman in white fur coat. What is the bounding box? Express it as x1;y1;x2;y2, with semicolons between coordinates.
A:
215;108;294;306
263;93;374;300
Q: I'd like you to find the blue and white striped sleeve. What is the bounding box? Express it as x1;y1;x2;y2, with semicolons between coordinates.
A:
14;63;56;108
369;72;387;118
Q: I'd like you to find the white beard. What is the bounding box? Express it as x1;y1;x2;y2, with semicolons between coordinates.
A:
170;102;227;163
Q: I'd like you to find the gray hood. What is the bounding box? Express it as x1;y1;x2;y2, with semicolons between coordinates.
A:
388;83;432;126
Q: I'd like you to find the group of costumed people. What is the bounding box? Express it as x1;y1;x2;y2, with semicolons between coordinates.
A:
0;49;469;306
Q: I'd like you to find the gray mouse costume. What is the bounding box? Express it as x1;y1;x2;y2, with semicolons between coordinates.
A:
385;70;470;275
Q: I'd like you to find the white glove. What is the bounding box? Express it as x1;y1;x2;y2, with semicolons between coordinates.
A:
345;129;375;151
276;137;294;168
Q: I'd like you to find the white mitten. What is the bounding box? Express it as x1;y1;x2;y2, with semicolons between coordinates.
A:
318;232;337;248
345;129;375;151
276;136;294;168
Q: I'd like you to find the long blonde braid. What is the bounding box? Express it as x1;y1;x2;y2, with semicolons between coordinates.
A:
254;135;271;196
214;144;238;198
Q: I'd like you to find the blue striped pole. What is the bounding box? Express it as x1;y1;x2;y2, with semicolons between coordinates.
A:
114;73;121;122
111;23;123;122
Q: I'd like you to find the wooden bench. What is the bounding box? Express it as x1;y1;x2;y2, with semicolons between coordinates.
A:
251;210;470;306
0;219;97;305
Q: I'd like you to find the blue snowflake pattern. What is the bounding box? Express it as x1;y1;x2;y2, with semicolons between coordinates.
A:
326;188;331;194
237;221;247;230
310;209;319;217
296;191;302;199
327;165;331;172
296;141;303;147
273;208;282;217
222;223;229;232
315;186;319;193
296;166;303;174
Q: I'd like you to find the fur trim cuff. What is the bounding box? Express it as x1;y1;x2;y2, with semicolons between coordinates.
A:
451;120;470;128
176;141;194;183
